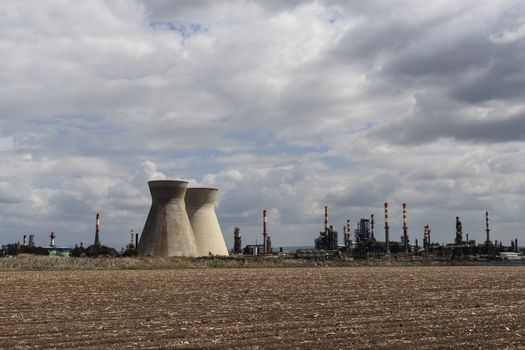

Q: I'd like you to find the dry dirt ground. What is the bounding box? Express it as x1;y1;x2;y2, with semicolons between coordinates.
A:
1;266;524;349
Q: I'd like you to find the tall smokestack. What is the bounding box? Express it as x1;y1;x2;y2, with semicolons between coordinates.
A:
515;238;518;253
402;203;408;254
485;211;491;244
50;232;56;247
455;216;462;244
263;209;267;235
95;213;101;246
384;203;390;254
135;233;139;250
263;209;268;255
324;206;328;235
22;235;28;246
371;214;375;240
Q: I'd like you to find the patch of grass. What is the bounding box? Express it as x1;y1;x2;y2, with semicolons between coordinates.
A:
0;254;519;271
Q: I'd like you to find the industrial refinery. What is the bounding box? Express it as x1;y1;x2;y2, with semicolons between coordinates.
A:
1;180;523;262
304;203;522;261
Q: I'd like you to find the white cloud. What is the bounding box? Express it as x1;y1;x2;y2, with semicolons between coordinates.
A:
0;0;524;248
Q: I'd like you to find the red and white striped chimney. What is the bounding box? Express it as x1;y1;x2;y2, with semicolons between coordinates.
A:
384;203;389;230
96;213;100;232
402;203;407;230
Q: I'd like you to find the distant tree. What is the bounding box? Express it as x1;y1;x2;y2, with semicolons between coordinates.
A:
70;244;86;257
121;243;138;257
21;246;49;255
2;243;20;256
84;244;118;257
1;243;49;256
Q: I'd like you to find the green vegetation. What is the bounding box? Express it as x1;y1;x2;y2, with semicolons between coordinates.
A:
0;254;509;271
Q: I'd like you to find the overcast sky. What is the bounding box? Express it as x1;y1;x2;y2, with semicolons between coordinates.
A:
1;0;525;249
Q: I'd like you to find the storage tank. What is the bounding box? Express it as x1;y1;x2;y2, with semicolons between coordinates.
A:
185;188;229;256
138;180;198;257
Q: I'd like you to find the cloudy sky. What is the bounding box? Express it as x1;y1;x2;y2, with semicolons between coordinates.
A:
1;0;525;249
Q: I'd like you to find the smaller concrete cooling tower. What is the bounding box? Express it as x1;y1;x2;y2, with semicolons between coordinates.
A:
185;188;229;257
138;180;198;257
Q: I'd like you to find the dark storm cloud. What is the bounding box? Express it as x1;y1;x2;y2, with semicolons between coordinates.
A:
144;0;307;17
450;51;525;103
372;94;525;144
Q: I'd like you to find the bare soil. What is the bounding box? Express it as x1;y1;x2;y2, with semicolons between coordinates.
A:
1;266;524;349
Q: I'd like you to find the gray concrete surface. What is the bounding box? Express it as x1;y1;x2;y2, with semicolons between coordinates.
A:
138;180;198;257
185;188;229;256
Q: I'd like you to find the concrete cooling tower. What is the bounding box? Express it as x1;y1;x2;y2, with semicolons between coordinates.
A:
138;180;198;257
185;188;229;256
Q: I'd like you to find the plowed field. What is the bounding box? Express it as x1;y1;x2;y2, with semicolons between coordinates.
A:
1;266;524;349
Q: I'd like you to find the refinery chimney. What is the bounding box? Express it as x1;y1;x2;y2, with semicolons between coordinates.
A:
324;206;328;235
95;213;101;246
185;188;229;257
138;180;198;257
384;203;390;254
402;203;408;254
263;209;268;255
485;211;491;245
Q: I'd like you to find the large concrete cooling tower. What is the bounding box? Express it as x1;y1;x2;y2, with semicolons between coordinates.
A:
138;180;198;257
185;188;229;256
